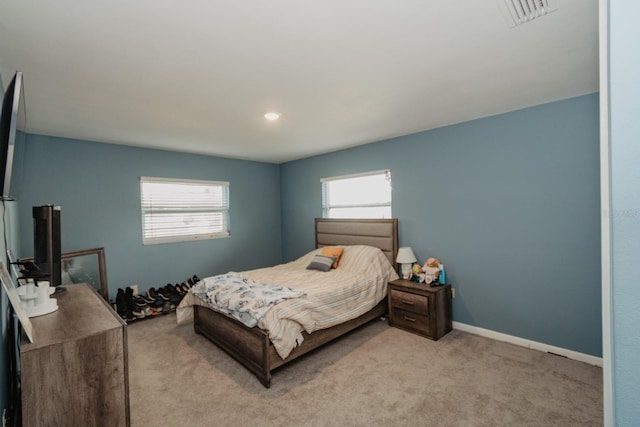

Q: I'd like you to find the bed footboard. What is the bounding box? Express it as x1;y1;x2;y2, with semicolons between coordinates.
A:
194;298;388;388
194;305;272;387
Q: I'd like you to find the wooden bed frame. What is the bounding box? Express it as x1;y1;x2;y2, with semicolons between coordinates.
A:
193;218;398;387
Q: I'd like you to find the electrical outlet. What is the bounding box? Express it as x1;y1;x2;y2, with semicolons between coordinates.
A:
130;284;138;295
451;288;456;299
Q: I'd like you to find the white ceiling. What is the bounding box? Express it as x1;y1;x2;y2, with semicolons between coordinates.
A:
0;1;598;164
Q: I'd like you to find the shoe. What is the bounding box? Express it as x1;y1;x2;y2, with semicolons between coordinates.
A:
137;293;155;305
141;304;153;317
148;287;167;301
125;287;134;311
116;288;127;319
163;301;175;313
164;285;182;304
163;283;175;296
126;287;145;319
123;311;135;322
173;284;185;296
153;287;170;301
132;295;148;308
131;307;145;319
133;295;155;317
156;287;171;301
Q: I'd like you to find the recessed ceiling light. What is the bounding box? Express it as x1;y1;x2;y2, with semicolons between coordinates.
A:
264;112;281;121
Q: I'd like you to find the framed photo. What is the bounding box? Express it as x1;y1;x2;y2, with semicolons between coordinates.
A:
61;248;109;300
21;247;109;301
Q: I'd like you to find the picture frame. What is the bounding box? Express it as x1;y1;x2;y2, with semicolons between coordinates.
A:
21;247;109;301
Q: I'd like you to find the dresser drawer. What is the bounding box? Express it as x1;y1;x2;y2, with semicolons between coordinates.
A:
390;308;431;336
390;289;429;315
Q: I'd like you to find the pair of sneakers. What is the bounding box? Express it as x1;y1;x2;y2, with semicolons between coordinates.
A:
156;274;201;304
147;286;179;313
115;287;147;321
162;284;185;305
132;293;158;317
176;275;201;293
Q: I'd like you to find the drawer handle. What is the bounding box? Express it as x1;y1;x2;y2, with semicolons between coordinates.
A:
401;300;415;305
403;316;417;323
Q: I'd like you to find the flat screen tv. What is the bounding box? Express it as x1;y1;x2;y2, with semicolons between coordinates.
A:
0;71;26;201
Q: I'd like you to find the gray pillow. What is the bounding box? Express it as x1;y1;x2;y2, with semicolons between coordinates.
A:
306;255;337;272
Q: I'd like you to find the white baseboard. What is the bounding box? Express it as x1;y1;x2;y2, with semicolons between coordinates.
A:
452;321;603;367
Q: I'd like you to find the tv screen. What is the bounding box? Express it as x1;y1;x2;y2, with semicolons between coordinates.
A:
0;71;26;201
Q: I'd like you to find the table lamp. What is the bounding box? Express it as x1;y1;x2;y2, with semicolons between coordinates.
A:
396;247;417;279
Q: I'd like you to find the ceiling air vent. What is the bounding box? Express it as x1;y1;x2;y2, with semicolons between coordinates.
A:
498;0;557;28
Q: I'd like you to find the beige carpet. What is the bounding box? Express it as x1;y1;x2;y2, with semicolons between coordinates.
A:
127;313;602;426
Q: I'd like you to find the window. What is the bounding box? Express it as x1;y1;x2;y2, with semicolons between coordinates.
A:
321;169;392;219
140;177;230;245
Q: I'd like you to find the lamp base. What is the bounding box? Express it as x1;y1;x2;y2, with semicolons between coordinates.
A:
400;263;413;280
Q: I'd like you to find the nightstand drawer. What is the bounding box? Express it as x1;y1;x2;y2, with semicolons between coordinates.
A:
390;308;430;335
390;289;429;315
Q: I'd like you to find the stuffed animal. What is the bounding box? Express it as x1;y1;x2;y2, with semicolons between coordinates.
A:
422;257;441;284
408;263;423;282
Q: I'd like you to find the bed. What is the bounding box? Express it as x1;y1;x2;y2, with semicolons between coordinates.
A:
177;218;398;387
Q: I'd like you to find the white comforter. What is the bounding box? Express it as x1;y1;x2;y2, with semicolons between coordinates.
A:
176;245;399;359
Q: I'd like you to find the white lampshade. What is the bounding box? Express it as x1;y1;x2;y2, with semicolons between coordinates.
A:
396;247;417;279
396;247;417;264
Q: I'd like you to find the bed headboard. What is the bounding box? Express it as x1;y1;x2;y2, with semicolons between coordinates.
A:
315;218;398;266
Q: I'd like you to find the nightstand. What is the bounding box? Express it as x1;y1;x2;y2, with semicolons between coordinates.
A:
388;279;452;340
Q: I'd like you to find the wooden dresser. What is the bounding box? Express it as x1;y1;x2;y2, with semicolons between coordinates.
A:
20;283;130;427
388;279;452;340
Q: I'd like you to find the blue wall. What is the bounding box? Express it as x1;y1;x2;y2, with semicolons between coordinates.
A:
609;1;640;424
281;94;602;357
17;135;282;300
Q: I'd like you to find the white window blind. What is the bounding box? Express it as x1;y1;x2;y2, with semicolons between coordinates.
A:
321;169;392;219
141;177;230;245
